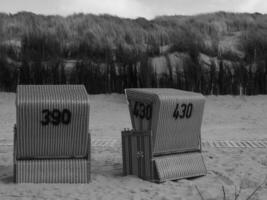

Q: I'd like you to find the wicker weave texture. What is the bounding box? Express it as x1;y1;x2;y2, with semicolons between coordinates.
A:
154;95;204;155
16;85;90;158
154;152;207;181
14;126;91;183
15;158;90;183
125;88;205;155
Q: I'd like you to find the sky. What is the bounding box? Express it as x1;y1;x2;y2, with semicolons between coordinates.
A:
0;0;267;19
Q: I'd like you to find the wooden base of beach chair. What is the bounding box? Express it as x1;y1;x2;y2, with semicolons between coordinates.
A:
122;130;207;182
14;158;90;183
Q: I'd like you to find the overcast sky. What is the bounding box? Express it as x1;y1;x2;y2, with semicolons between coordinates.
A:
0;0;267;19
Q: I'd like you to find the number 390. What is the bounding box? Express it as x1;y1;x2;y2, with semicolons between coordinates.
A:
41;109;71;126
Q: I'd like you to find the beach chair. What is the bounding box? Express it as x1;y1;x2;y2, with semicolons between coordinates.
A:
14;85;90;183
121;88;207;182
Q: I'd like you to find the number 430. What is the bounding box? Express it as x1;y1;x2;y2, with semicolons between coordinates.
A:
173;103;193;119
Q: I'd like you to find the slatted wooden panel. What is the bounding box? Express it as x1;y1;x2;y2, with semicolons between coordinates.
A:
16;85;90;159
121;130;153;181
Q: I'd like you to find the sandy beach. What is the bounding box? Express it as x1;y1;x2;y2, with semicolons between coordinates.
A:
0;93;267;199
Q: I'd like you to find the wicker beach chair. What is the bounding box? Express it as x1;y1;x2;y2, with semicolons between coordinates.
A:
14;85;90;183
122;88;207;182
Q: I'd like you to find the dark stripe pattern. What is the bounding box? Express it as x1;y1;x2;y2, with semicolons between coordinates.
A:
121;130;152;181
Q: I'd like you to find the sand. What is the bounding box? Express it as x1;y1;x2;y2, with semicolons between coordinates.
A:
0;93;267;199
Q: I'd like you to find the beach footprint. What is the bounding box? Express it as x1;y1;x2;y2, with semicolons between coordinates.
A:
211;170;234;185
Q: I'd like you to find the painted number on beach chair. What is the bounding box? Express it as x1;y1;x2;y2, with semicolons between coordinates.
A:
41;109;71;126
173;103;193;119
133;102;152;120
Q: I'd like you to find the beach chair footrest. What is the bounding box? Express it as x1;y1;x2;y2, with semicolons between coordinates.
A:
154;152;207;182
14;158;90;183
